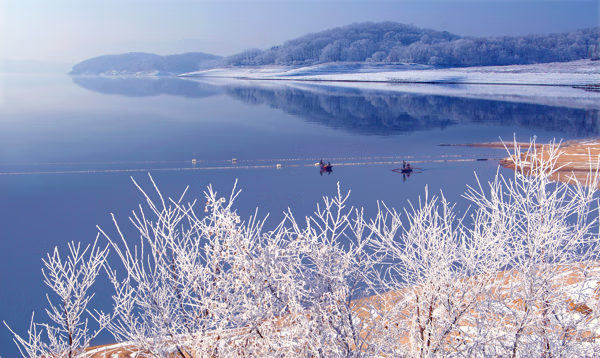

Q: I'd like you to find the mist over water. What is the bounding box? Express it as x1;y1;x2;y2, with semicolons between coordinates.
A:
0;74;597;355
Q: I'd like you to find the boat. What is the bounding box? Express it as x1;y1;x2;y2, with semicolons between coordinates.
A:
320;164;333;171
392;166;420;174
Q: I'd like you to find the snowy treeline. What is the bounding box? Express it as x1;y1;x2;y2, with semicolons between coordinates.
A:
6;140;600;357
226;22;600;67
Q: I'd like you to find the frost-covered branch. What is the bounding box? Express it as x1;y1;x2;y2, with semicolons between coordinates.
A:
9;138;600;357
5;240;110;358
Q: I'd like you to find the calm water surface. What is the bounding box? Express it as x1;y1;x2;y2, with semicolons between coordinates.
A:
0;74;598;354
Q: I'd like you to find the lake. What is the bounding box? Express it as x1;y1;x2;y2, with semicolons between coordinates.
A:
0;73;598;354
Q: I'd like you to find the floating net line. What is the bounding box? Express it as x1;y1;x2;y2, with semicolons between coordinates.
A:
0;158;501;176
0;153;501;166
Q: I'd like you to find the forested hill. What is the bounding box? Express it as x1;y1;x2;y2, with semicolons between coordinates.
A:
226;22;600;67
70;22;600;75
69;52;222;75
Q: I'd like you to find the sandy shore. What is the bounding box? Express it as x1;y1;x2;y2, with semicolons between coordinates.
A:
85;260;600;357
459;138;600;186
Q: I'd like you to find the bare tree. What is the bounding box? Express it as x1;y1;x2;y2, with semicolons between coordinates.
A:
463;139;600;357
5;240;110;358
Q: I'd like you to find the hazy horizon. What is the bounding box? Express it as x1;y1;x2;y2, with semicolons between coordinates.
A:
1;0;598;65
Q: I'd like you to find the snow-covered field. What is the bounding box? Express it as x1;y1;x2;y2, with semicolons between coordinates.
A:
180;60;600;110
181;60;600;86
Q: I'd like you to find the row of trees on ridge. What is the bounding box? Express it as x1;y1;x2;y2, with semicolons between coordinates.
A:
225;22;600;67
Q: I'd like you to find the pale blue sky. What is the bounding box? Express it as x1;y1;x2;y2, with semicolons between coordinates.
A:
1;0;598;64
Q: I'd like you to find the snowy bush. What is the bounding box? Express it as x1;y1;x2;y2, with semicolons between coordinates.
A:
6;139;600;357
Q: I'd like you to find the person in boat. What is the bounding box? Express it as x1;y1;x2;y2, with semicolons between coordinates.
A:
328;162;331;167
403;160;406;169
319;159;324;166
406;163;412;170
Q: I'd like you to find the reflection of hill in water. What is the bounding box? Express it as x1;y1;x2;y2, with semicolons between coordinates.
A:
72;76;222;98
225;85;600;136
72;76;599;136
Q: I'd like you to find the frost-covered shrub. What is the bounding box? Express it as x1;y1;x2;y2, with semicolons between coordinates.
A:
7;139;600;357
4;241;111;358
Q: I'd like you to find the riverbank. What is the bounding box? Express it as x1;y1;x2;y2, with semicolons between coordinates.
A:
181;60;600;110
181;59;600;87
85;260;600;357
460;138;600;186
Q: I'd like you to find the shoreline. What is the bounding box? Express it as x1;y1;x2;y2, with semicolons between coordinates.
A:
180;59;600;87
462;139;600;186
178;74;595;88
178;65;600;110
84;260;600;357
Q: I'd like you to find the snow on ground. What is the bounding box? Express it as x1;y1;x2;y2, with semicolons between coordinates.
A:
86;262;600;357
187;73;600;111
181;60;600;86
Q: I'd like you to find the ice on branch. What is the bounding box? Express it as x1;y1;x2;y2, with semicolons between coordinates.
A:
5;240;110;358
7;138;600;357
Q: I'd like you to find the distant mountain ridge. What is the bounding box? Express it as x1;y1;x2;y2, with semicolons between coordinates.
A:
69;52;221;76
226;22;600;67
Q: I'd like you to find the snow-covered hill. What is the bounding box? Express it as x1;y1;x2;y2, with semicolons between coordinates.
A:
224;22;599;67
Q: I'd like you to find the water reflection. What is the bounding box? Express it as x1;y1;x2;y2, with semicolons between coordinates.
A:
223;85;599;136
392;161;422;182
72;76;600;137
320;167;333;176
72;76;222;98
